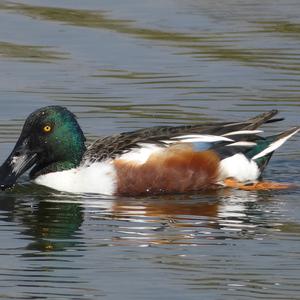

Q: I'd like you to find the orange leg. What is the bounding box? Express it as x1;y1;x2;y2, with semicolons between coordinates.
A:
224;178;297;191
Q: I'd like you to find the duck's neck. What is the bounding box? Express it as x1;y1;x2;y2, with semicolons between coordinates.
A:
30;161;77;179
30;148;86;179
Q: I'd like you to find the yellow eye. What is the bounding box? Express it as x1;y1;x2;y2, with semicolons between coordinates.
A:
43;125;52;133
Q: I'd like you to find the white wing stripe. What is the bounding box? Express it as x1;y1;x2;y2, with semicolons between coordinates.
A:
223;130;263;136
227;141;257;147
173;134;233;143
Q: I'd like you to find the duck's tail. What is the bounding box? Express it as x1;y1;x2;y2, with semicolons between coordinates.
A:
244;109;283;130
248;126;300;171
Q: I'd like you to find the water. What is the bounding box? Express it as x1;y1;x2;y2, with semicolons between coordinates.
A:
0;0;299;299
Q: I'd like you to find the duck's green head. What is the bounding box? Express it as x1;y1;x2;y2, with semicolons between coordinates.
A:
0;106;86;190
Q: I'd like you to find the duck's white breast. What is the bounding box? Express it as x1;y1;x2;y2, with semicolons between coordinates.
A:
34;161;117;195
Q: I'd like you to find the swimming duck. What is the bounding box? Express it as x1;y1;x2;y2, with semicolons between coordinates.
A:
0;106;298;195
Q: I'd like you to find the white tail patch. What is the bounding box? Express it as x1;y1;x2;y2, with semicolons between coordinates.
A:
173;134;233;143
252;128;300;160
219;154;260;182
223;130;263;137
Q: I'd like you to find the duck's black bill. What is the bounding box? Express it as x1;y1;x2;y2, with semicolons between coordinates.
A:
0;138;37;191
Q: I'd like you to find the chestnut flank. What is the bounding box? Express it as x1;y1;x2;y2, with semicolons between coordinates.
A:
114;147;220;196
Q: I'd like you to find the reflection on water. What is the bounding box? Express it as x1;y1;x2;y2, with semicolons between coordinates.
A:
1;187;286;249
2;1;300;71
0;187;299;299
0;41;67;61
0;2;202;42
257;20;300;36
0;0;300;299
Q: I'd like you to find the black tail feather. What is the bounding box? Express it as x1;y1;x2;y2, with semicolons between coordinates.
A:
244;110;279;130
265;117;284;124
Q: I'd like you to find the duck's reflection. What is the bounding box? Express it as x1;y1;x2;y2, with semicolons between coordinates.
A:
103;189;280;245
24;200;84;252
0;184;286;250
0;185;84;252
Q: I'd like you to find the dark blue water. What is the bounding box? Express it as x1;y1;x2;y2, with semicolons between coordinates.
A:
0;1;299;299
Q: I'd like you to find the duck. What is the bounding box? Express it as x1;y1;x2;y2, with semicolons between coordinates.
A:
0;106;298;195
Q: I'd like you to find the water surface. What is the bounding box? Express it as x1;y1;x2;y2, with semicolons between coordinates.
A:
0;0;299;299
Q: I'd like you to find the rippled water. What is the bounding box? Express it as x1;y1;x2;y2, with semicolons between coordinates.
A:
0;0;300;299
